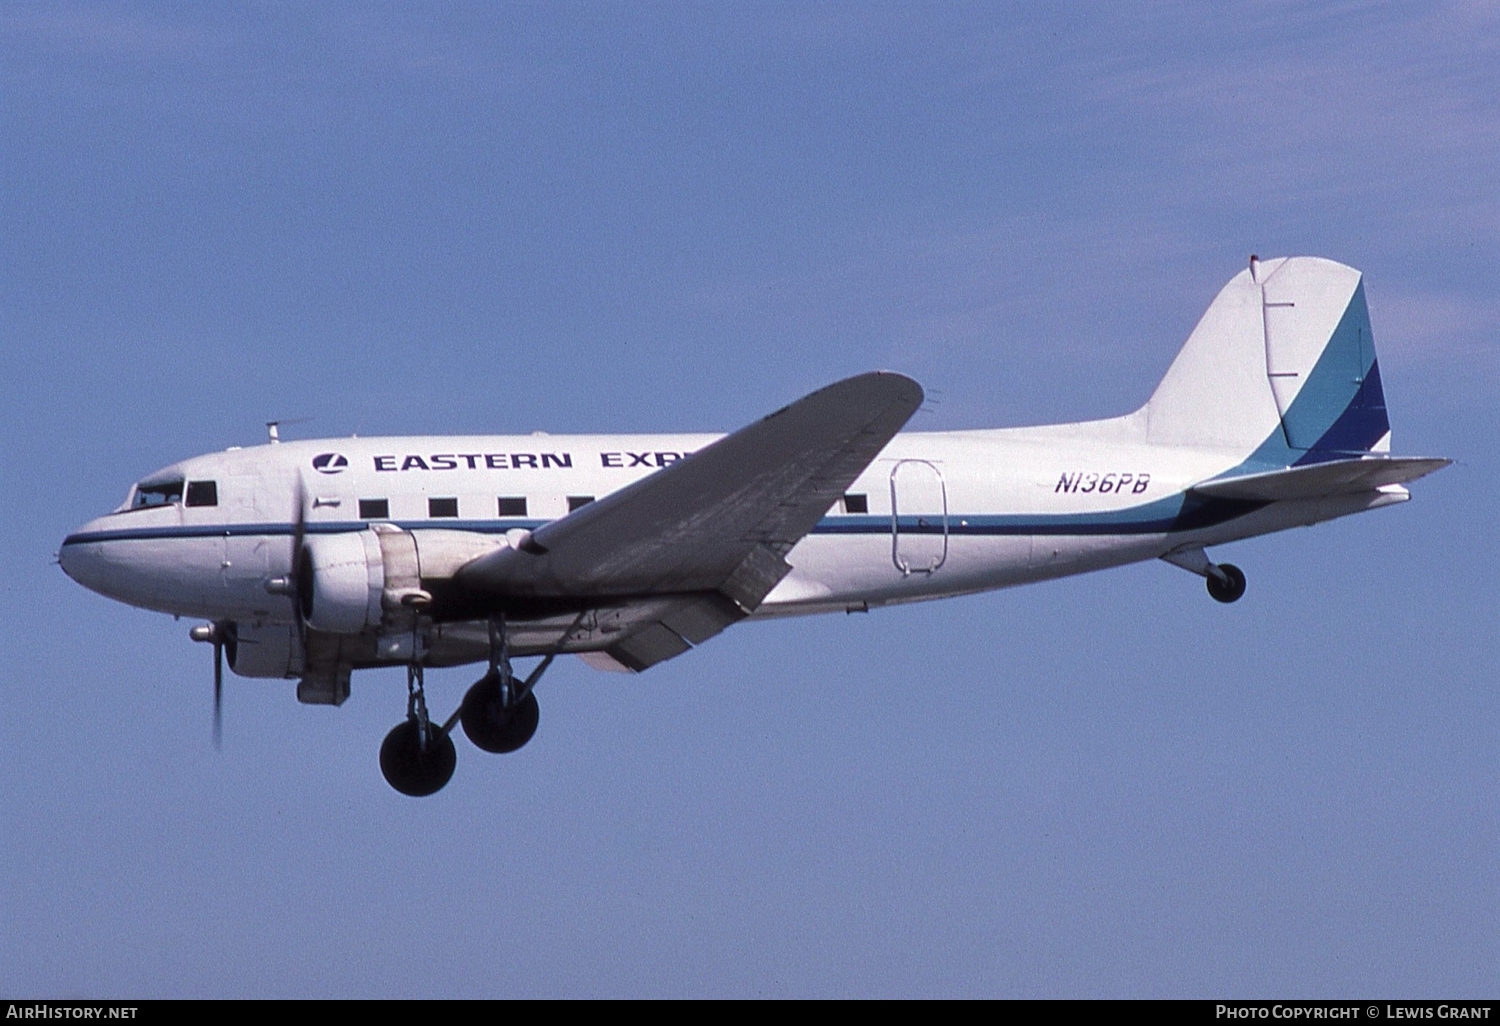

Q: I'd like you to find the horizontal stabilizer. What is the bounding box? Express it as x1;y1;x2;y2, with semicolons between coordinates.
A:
1190;457;1450;502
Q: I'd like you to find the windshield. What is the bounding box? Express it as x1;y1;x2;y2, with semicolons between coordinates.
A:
131;479;183;510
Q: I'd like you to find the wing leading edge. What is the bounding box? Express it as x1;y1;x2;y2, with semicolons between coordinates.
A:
455;371;925;670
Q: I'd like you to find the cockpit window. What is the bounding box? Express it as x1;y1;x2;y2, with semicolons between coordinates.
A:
131;479;183;509
185;481;218;507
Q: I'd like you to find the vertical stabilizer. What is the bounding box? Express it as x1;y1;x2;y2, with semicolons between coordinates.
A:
1143;257;1390;467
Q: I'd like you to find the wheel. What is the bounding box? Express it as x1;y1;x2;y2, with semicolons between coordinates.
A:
379;718;457;796
460;673;540;754
460;674;540;753
1206;562;1246;604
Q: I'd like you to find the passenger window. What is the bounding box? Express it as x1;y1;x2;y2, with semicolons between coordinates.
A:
185;481;218;507
359;499;390;519
567;495;594;512
429;497;459;518
132;480;183;509
843;493;868;514
497;497;528;517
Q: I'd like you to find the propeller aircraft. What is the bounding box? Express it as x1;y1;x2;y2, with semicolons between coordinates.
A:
60;257;1449;795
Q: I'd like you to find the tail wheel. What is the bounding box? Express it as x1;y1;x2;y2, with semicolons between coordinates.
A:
1206;563;1247;604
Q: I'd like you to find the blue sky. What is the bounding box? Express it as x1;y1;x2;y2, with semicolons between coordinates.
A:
2;2;1496;997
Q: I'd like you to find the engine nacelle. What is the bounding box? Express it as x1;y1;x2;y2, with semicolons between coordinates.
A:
295;527;509;636
227;622;303;679
299;531;386;633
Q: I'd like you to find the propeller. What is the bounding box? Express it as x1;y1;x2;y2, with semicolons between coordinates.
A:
290;472;310;645
189;620;232;749
265;471;309;636
213;632;223;748
192;472;309;749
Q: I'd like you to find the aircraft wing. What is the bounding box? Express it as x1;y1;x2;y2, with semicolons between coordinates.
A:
455;371;924;669
1190;456;1451;502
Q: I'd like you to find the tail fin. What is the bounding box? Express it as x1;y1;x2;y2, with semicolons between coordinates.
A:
1142;257;1390;467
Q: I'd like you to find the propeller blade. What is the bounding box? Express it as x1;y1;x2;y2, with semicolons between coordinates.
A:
190;621;228;749
213;637;224;750
290;471;307;565
288;471;310;641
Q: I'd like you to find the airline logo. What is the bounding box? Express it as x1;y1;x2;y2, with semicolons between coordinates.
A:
369;451;694;472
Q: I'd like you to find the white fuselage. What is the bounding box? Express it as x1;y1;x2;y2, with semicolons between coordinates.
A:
59;417;1404;670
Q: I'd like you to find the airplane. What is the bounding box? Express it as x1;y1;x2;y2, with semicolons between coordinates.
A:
59;256;1449;796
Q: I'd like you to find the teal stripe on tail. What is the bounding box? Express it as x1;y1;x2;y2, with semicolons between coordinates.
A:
1142;257;1392;472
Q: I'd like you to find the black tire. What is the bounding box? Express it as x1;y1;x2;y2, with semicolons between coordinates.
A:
1206;563;1247;604
460;674;540;754
379;718;457;796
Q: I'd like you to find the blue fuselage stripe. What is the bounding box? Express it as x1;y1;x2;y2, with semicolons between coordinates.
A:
60;494;1267;548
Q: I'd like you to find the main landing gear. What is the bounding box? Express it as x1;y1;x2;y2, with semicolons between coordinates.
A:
459;616;550;754
380;662;457;797
1161;545;1247;604
378;614;557;797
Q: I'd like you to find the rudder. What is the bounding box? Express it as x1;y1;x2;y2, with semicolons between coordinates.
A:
1142;256;1389;468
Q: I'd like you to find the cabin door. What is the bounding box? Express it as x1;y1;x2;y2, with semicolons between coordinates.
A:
889;459;948;575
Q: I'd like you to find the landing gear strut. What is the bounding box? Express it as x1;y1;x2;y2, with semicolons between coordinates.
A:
459;614;551;754
380;662;457;797
1161;546;1247;604
378;613;577;795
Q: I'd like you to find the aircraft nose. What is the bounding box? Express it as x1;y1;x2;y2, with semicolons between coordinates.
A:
58;516;118;596
59;526;96;588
